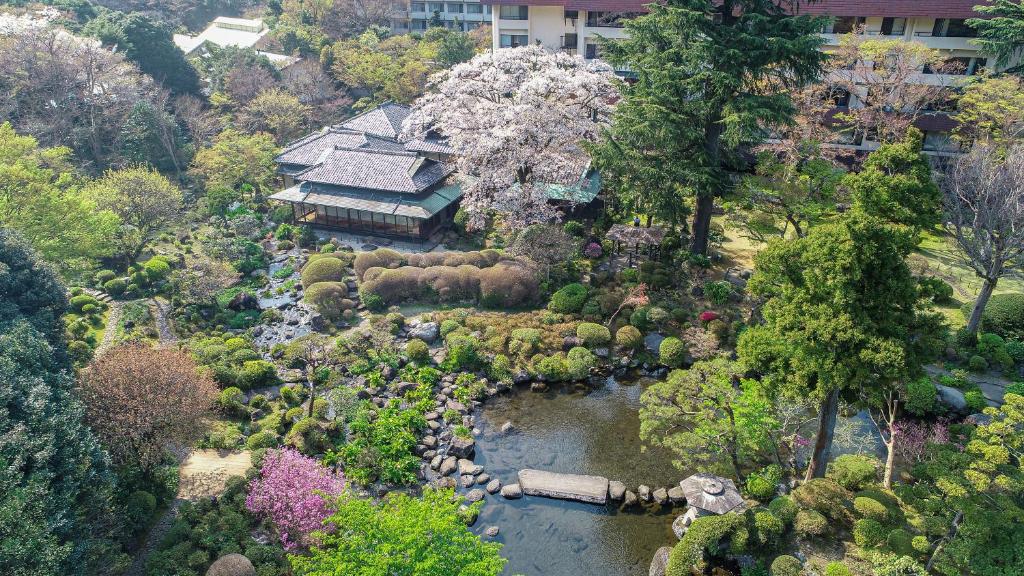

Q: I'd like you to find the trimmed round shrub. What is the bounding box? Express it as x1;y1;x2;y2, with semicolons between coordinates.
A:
94;269;117;285
303;282;349;320
746;475;777;502
905;377;938;416
236;360;278;390
964;388;988;411
794;509;828;537
218;387;245;414
647;306;670;326
972;293;1024;339
659;336;687;368
615;325;643;351
566;346;596;380
306;251;355;267
968;354;989;372
826;454;880;491
301;257;345;287
853;496;889;523
479;260;540;308
666;514;744;576
1006;340;1024;364
768;496;798;525
406;339;430;364
68;340;94;364
792;479;851;521
548;283;589;313
535;354;568;382
886;528;914;556
824;562;852;576
70;294;100;312
354;248;404;279
918;277;953;304
853;518;886;548
440;319;460;336
629;307;650;331
754;510;785;547
911;535;931;554
490;354;513;381
576;322;611;347
361;292;384;312
103;278;126;296
143;257;171;280
769;555;802;576
245;430;279;450
420;265;480;302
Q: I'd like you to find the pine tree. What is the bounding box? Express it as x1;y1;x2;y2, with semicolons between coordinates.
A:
968;0;1024;74
590;0;828;254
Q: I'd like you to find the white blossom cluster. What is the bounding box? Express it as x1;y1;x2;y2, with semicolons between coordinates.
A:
0;7;59;35
404;45;619;230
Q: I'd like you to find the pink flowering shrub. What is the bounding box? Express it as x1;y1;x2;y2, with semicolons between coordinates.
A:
584;242;603;259
246;448;345;550
892;420;950;463
699;310;720;323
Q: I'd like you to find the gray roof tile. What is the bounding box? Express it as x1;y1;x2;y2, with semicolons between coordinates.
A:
338;102;412;140
294;147;454;194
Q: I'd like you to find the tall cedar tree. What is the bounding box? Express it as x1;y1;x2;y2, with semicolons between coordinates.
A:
969;0;1024;74
737;214;942;480
0;229;120;576
590;0;828;254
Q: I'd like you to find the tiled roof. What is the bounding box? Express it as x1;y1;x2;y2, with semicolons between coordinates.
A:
403;133;455;155
482;0;989;19
338;102;413;140
294;147;454;194
276;128;409;168
269;180;463;219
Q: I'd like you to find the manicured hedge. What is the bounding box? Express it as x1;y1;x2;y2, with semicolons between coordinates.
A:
303;282;354;320
301;257;346;287
548;283;588;313
967;293;1024;339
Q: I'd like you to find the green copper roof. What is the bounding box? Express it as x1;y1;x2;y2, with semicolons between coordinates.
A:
544;171;601;203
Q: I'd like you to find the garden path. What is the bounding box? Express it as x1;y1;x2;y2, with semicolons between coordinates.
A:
124;449;251;576
150;296;177;345
96;301;122;354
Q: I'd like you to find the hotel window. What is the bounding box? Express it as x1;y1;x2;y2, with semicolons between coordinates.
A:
932;18;976;37
923;131;962;153
411;2;425;10
879;17;906;36
428;2;443;12
466;3;482;14
499;33;528;47
564;9;578;22
447;3;462;13
484;4;491;14
585;43;599;59
499;5;528;20
411;18;427;30
586;11;632;28
831;16;865;34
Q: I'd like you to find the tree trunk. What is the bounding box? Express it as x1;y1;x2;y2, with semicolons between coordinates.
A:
966;277;997;334
306;380;316;418
690;193;715;256
804;388;840;481
927;511;963;572
882;435;896;489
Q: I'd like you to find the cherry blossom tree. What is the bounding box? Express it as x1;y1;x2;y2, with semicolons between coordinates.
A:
246;448;346;550
404;45;618;230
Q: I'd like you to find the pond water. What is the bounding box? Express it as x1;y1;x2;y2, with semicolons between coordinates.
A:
473;376;689;576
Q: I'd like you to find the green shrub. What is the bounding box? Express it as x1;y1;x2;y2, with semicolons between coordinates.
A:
490;354;513;382
70;294;100;312
361;292;385;312
745;465;782;501
666;513;745;576
440;319;460;336
647;306;670;326
630;307;650;331
236;360;278;390
769;555;801;576
301;257;345;287
218;387;245;414
478;260;540;308
94;269;116;285
548;283;589;313
918;277;953;304
125;490;157;528
566;346;596;380
615;325;643;350
853;496;889;523
911;535;931;554
754;510;785;547
886;528;914;556
964;388;988;411
576;322;611;347
970;292;1024;339
405;339;430;364
245;430;279;450
659;336;687;368
1007;381;1024;396
768;496;798;525
824;562;852;576
793;478;850;521
704;280;733;306
827;454;880;491
103;278;126;296
1006;340;1024;364
853;518;886;548
563;221;584;236
361;267;425;304
354;248;404;279
905;377;938;416
535;354;569;382
144;257;171;280
794;509;828;537
303;282;350;320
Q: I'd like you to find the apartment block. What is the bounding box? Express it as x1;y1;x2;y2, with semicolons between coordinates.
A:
481;0;1005;154
391;0;493;33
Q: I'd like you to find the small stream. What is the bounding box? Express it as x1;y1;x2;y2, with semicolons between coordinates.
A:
473;376;687;576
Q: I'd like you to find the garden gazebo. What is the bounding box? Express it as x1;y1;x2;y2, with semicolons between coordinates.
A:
605;223;666;266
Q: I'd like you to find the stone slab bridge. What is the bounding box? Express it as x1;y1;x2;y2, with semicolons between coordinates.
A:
517;469;610;505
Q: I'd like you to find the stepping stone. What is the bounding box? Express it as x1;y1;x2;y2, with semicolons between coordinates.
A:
623;490;638;507
668;486;686;503
476;473;490;485
485;526;499;537
638;485;652;501
486;479;502;494
609;480;627;500
652;487;668;504
458;458;482;476
500;483;523;499
517;469;609;505
460;474;476;488
465;488;486;502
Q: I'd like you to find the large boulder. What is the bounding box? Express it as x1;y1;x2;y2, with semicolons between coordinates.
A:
649;546;672;576
227;291;259;311
206;554;256;576
449;436;476;459
936;384;968;411
408;321;440;343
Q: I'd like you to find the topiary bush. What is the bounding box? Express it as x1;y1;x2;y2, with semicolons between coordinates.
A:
886;528;914;556
535;354;569;382
968;354;989;372
236;360;279;390
144;257;171;281
970;292;1024;339
768;496;798;525
753;510;785;547
548;283;589;313
659;336;687;368
405;339;430;364
302;257;346;287
794;509;828;537
917;276;953;304
245;429;279;450
359;267;424;304
769;555;802;576
566;346;596;380
964;388;988;411
615;325;643;351
905;377;938;416
824;562;852;576
303;282;351;320
745;464;782;501
478;260;540;308
827;454;880;491
911;535;931;554
666;513;745;576
793;478;850;521
354;248;404;279
576;322;611;347
853;496;890;523
125;490;157;529
853;518;886;548
103;277;126;296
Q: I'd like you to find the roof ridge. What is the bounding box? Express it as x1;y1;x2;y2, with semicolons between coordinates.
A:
332;145;420;158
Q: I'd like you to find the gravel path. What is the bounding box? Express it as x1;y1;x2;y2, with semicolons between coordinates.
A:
96;301;122;354
150;297;178;345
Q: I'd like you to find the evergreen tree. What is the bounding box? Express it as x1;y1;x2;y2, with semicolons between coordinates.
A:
83;10;201;95
590;0;828;254
968;0;1024;74
0;229;121;576
117;100;188;174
